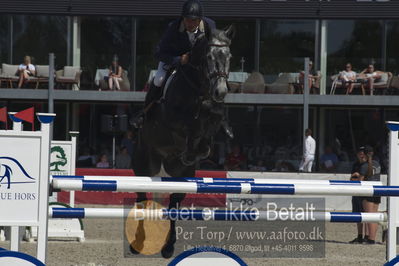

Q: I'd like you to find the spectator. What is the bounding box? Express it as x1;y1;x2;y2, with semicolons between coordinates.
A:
339;63;357;95
96;154;110;168
299;61;321;94
108;55;123;90
17;56;36;88
224;144;247;171
249;159;267;172
320;146;339;173
121;130;135;158
272;160;295;172
362;145;381;244
348;147;369;244
359;64;382;95
115;146;132;169
299;129;316;172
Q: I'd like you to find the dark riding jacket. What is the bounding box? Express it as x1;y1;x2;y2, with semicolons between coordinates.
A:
155;17;216;66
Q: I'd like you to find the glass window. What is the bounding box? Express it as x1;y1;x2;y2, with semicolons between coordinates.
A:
387;20;399;74
81;16;132;90
326;20;383;88
322;107;386;173
260;20;316;82
0;16;10;64
222;106;303;172
12;15;67;66
215;19;255;73
136;18;170;91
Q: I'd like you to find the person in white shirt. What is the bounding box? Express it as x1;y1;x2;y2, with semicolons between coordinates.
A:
17;56;36;88
299;128;316;172
359;64;382;95
339;63;357;95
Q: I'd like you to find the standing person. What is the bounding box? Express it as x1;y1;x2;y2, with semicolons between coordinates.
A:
108;55;123;90
299;129;316;172
17;56;36;88
361;145;381;244
348;146;370;244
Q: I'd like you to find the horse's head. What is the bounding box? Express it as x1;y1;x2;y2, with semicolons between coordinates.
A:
207;25;235;102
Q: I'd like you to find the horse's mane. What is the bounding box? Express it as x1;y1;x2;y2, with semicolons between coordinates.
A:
210;29;232;46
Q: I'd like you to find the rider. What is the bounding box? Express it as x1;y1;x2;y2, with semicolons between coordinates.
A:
132;0;215;128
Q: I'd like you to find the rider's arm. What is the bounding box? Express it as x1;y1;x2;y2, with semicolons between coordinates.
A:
155;21;181;66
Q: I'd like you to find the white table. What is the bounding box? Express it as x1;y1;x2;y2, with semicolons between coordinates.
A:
94;69;109;86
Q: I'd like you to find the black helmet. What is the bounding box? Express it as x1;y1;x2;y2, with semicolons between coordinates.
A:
182;0;203;19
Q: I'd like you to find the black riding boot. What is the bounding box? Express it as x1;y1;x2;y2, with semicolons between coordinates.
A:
130;83;163;128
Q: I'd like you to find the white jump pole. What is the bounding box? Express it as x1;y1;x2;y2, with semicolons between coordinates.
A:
49;207;387;223
52;178;399;196
387;121;399;261
51;175;383;186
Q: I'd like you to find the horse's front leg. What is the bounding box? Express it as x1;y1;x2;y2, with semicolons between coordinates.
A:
161;193;186;258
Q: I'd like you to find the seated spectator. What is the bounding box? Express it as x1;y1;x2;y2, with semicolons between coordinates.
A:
121;130;135;158
320;146;339;173
249;159;267;172
299;60;321;94
359;64;383;95
96;154;110;168
115;146;132;169
18;56;36;88
107;55;123;90
339;63;357;95
272;160;295;172
224;144;247;171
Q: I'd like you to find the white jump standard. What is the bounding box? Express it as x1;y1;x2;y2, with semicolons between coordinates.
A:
52;179;399;196
49;207;387;223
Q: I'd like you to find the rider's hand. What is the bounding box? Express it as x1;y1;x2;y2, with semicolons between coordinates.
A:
181;53;189;65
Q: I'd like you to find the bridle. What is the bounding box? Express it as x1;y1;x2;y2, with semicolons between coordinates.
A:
178;42;230;103
208;43;230;80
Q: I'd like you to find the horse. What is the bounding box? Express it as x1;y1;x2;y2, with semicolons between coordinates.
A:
132;25;234;258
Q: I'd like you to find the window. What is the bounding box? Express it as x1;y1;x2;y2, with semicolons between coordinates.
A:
136;17;170;91
260;20;316;79
215;19;256;73
81;16;132;89
12;15;67;66
387;20;399;74
326;20;383;78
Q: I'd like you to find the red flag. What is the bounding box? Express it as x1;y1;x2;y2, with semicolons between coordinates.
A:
0;107;7;129
14;107;35;131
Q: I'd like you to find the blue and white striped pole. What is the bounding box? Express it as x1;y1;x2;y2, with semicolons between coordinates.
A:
49;208;387;223
52;179;399;196
52;175;383;186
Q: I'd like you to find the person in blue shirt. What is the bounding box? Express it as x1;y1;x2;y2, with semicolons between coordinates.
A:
320;146;339;172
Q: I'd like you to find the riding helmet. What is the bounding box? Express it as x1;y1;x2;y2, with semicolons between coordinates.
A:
181;0;203;19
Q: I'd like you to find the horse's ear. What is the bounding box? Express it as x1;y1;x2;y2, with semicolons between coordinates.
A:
224;24;236;40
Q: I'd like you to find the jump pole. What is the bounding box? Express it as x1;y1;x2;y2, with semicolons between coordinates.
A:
52;179;399;196
52;175;383;186
49;208;387;223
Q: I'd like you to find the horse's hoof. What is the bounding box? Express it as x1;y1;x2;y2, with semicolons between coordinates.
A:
197;145;211;160
129;244;140;255
181;154;196;166
161;244;175;259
